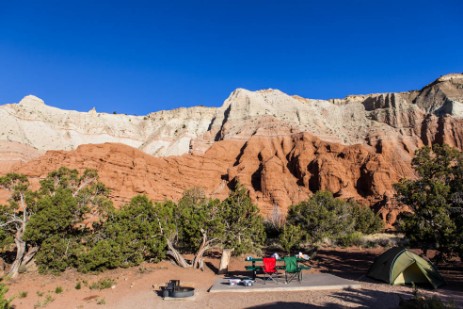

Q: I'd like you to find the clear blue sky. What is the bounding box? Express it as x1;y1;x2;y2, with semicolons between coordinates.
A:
1;0;462;115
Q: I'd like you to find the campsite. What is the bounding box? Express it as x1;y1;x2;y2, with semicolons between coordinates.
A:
367;247;446;289
1;1;463;308
4;246;463;308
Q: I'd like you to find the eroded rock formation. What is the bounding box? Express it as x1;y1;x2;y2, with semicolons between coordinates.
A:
2;73;463;227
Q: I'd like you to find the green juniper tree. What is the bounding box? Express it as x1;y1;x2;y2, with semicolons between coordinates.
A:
279;224;304;255
77;195;164;272
161;185;266;268
0;167;112;276
220;184;266;255
159;188;225;269
177;189;224;268
0;173;36;278
394;144;463;259
285;191;382;245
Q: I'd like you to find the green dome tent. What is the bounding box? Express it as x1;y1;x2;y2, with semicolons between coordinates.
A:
367;247;445;289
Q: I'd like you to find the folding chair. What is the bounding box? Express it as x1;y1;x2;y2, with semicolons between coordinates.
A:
284;256;302;284
262;257;281;284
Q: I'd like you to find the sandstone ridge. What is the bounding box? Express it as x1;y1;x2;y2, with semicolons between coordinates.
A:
1;73;462;157
2;73;463;226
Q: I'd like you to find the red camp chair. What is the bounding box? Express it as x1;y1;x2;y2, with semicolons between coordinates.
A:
262;257;281;284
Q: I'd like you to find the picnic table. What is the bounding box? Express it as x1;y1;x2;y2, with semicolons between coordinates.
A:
244;257;311;280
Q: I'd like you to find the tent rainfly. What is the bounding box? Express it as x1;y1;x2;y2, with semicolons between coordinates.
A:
367;247;445;289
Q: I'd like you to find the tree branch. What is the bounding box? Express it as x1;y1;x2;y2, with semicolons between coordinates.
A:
166;238;191;268
0;217;24;228
73;177;97;197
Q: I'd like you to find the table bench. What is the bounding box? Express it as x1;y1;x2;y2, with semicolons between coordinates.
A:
244;257;311;280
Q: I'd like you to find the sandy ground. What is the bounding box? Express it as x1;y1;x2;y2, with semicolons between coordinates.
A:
4;247;463;309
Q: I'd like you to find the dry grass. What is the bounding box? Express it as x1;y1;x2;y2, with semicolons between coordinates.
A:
360;233;405;247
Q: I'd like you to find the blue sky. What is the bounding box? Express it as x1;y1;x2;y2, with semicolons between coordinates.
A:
0;0;462;115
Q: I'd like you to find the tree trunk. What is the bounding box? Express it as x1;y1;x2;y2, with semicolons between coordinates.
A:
192;230;215;269
8;192;30;278
166;239;191;268
21;246;39;266
218;248;233;275
192;241;210;269
9;234;26;278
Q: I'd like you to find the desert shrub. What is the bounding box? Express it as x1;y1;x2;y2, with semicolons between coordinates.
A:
287;191;354;243
54;286;63;294
34;294;55;308
350;203;384;234
285;191;383;245
25;189;78;244
18;291;27;298
89;278;115;290
39;294;54;307
34;235;82;273
361;233;403;248
76;240;124;273
77;195;166;272
279;224;305;254
0;283;13;309
219;184;266;255
75;282;81;290
336;231;363;247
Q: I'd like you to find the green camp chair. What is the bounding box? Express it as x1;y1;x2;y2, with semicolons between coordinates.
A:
284;256;302;284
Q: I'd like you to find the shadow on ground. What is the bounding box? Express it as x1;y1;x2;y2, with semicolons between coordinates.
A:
315;248;377;281
245;287;412;309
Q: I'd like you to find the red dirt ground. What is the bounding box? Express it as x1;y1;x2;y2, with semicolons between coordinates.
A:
4;247;463;309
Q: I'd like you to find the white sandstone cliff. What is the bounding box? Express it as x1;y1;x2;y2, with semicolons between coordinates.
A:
1;73;462;160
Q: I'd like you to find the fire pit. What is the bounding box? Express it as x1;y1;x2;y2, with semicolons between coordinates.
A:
161;280;195;298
